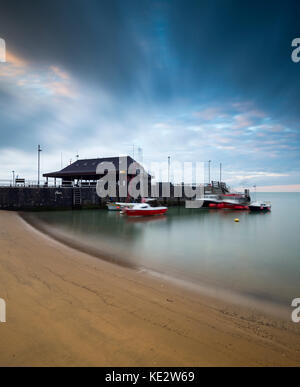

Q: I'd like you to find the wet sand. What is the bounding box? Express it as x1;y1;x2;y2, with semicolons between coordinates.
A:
0;210;299;366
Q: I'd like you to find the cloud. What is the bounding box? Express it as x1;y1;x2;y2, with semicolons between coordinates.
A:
50;66;69;80
6;51;27;67
0;50;28;78
255;185;300;192
0;0;300;187
232;114;253;129
228;171;289;180
0;50;76;99
193;107;223;121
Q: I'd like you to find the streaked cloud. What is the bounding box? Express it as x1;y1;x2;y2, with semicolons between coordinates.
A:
0;0;300;188
255;185;300;192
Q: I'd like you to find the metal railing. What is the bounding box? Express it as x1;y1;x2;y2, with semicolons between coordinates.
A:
0;180;13;187
0;179;99;189
0;179;59;188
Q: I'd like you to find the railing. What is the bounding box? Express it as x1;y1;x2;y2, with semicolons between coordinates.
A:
0;180;99;188
0;180;13;187
0;179;231;194
0;179;61;188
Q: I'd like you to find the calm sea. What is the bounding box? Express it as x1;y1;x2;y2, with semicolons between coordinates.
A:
27;193;300;311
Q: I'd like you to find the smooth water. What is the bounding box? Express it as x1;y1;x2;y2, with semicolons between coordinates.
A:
28;193;300;307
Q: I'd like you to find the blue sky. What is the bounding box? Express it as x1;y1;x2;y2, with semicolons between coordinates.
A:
0;0;300;189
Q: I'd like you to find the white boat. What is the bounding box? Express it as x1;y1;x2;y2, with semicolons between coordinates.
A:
186;192;250;209
249;201;271;212
106;202;135;211
106;203;122;211
123;202;168;217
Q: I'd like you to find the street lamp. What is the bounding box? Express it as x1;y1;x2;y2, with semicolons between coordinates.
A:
12;170;15;186
208;160;211;184
38;145;42;186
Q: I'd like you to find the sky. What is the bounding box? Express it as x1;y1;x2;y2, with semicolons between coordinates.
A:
0;0;300;189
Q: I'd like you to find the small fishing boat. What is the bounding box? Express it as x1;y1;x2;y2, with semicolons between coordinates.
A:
185;196;219;209
106;202;122;211
207;193;250;210
123;202;168;217
106;202;135;211
248;201;271;212
208;202;249;210
186;191;251;209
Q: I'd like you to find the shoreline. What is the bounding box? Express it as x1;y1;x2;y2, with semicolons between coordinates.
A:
21;211;290;320
20;211;139;270
0;210;299;366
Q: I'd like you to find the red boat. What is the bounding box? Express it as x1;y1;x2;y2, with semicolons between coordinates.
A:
123;203;168;217
208;193;250;210
209;202;249;210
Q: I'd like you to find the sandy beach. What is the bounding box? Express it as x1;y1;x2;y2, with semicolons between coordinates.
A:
0;210;299;366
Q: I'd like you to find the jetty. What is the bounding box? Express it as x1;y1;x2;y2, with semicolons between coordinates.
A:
0;156;231;211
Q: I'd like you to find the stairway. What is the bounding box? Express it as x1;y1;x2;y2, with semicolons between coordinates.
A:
73;188;82;208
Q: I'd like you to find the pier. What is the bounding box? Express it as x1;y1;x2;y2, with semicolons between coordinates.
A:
0;156;231;211
0;182;230;211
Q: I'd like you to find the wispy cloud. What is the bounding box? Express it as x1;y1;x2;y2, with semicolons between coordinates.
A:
0;0;300;186
255;185;300;192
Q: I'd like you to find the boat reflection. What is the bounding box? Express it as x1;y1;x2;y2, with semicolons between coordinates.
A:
248;211;271;216
125;215;167;224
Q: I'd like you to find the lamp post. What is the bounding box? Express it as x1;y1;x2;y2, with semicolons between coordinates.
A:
208;160;211;184
38;145;42;186
12;170;15;187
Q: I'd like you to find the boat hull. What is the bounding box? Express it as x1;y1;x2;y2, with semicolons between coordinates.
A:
106;204;121;211
209;203;249;210
201;200;220;208
124;208;167;217
248;201;271;212
249;206;271;212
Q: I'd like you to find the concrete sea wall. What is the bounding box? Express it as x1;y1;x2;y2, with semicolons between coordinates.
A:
0;187;186;211
0;187;103;211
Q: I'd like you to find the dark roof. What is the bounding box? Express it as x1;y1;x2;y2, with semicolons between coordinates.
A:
43;156;146;179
